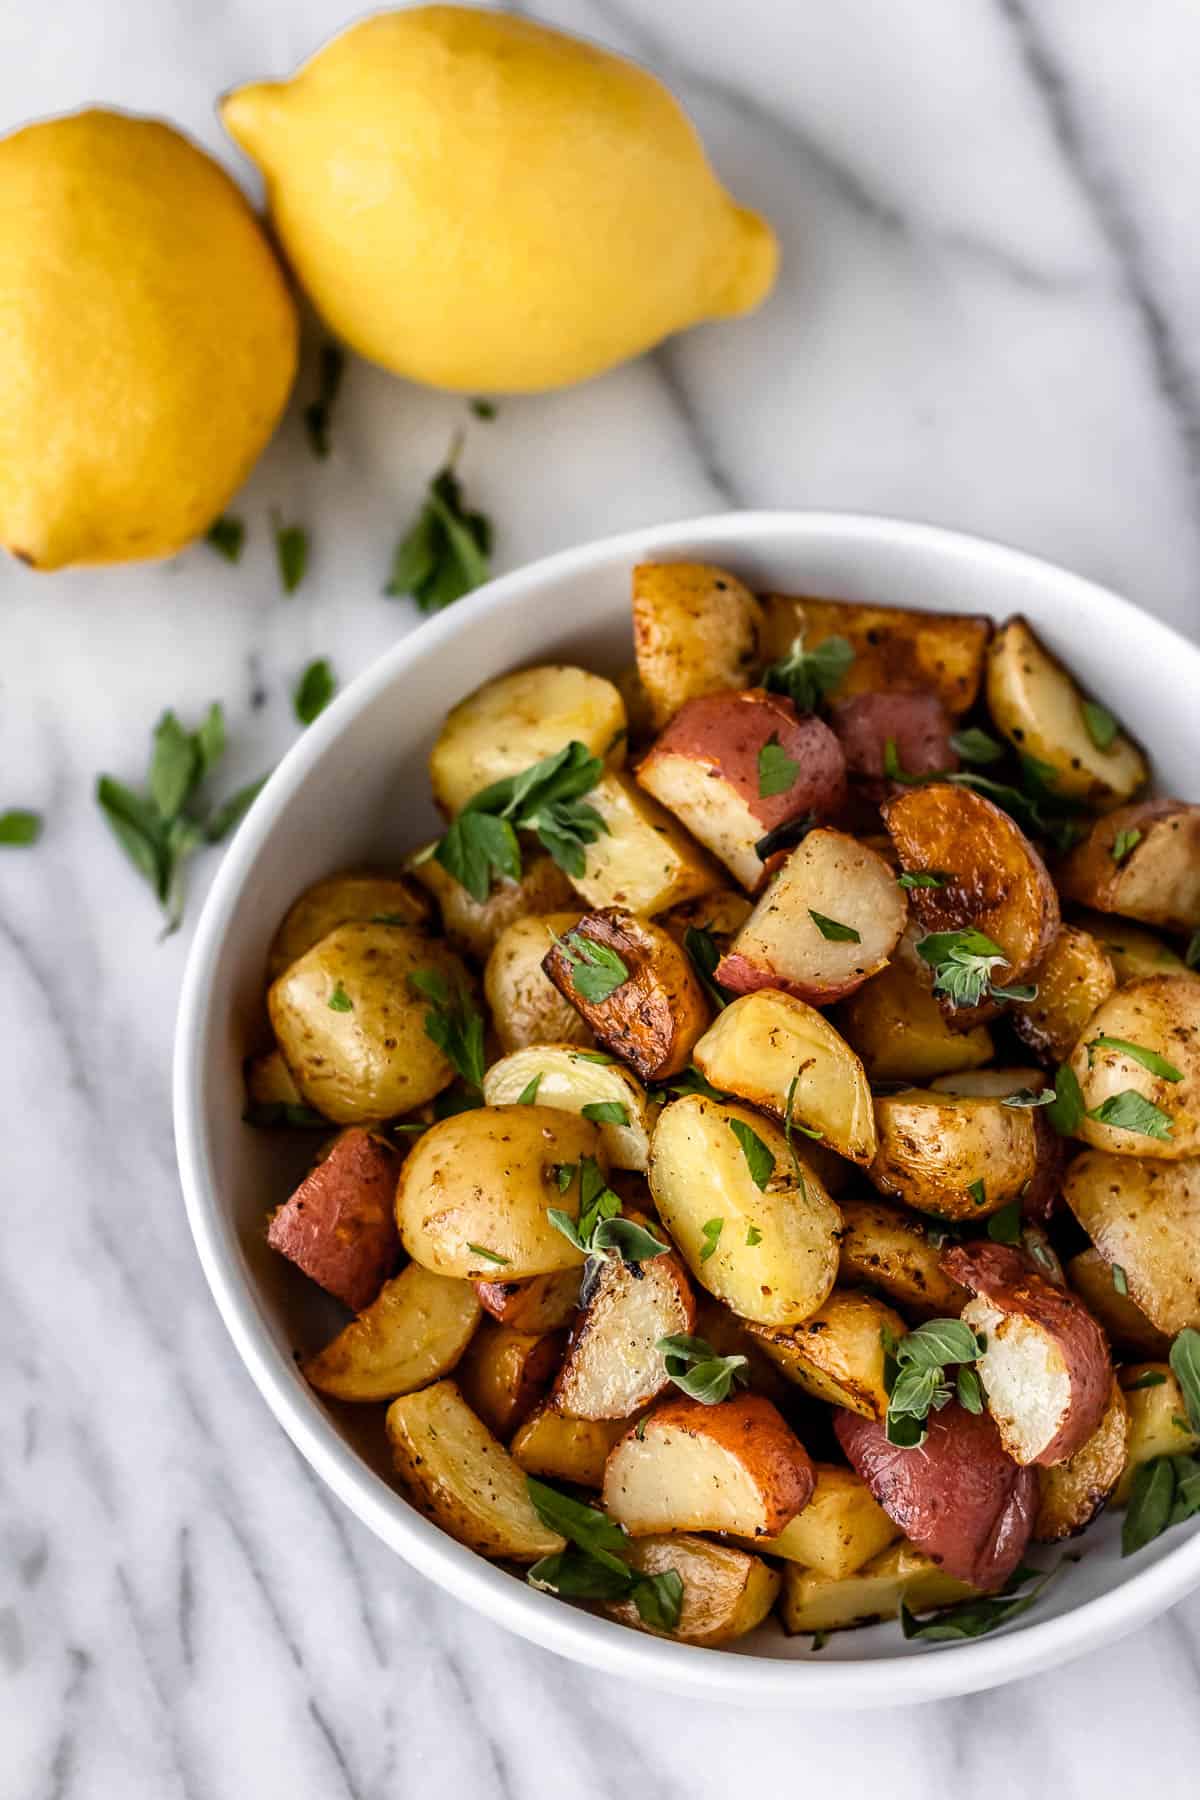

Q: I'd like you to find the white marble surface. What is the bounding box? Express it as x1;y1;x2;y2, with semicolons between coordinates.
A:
3;1;1200;1794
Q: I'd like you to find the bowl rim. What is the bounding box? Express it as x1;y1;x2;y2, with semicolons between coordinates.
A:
174;508;1200;1707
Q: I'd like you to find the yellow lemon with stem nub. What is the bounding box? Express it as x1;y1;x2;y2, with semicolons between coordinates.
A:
221;6;777;394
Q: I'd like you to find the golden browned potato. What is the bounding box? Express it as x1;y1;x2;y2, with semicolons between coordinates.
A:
1066;1248;1170;1358
837;1197;970;1319
482;1045;658;1170
572;771;722;916
632;561;762;731
429;664;626;817
541;909;709;1082
454;1321;564;1440
1115;1362;1200;1503
740;1465;901;1577
407;850;576;962
269;923;468;1123
604;1535;779;1646
303;1263;482;1403
1067;976;1200;1159
396;1105;605;1279
759;595;991;717
266;870;432;981
1057;800;1200;934
483;912;594;1054
602;1393;815;1537
386;1380;565;1562
715;830;907;1005
648;1094;842;1327
1012;924;1116;1063
986;617;1148;807
778;1542;977;1636
510;1404;628;1488
748;1289;907;1419
835;952;995;1085
659;887;754;951
869;1089;1039;1220
474;1269;581;1334
1068;911;1191;985
1063;1153;1200;1335
551;1222;694;1419
244;1045;306;1110
1035;1378;1128;1541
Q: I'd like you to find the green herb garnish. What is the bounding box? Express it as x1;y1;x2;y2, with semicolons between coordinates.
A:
434;741;606;900
757;735;800;797
581;1101;630;1126
294;657;336;726
885;1317;983;1448
205;515;245;562
699;1217;724;1263
0;809;41;846
916;927;1037;1008
986;1200;1022;1244
898;870;949;890
949;727;1005;764
683;924;732;1011
386;447;491;612
555;927;629;1004
467;1243;509;1267
728;1121;775;1191
900;1563;1058;1639
809;909;861;944
272;515;308;594
1088;1091;1173;1141
1081;700;1119;751
409;967;486;1091
1170;1329;1200;1432
746;1225;763;1247
516;1074;542;1105
656;1333;749;1405
470;398;497;421
303;342;345;459
327;982;353;1012
1086;1037;1183;1082
1111;828;1142;864
546;1156;668;1271
525;1479;684;1628
762;633;854;713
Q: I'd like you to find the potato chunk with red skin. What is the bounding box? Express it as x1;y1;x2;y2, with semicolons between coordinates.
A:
266;1127;400;1312
941;1242;1112;1467
830;689;958;803
637;689;847;891
474;1270;581;1334
835;1402;1038;1590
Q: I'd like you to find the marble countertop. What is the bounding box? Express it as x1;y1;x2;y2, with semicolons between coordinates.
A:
4;1;1200;1795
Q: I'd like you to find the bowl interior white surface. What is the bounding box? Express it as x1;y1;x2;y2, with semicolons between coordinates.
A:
175;511;1200;1707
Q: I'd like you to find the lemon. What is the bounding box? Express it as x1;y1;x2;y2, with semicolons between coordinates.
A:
0;110;298;570
222;7;776;393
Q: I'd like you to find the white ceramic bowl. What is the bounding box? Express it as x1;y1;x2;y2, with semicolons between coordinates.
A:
175;511;1200;1707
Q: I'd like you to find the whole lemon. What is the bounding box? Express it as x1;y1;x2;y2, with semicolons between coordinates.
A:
0;110;298;570
221;7;776;393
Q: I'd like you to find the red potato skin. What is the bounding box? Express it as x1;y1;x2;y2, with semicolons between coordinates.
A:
266;1128;401;1312
941;1242;1112;1466
635;1393;817;1534
835;1403;1038;1589
830;690;958;801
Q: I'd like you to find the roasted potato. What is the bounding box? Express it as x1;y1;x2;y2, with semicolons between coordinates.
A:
407;850;576;962
303;1263;482;1402
837;1197;970;1319
474;1269;581;1334
691;1292;792;1406
944;1242;1112;1467
1062;1152;1200;1335
749;1289;907;1420
779;1541;977;1635
692;990;877;1165
1035;1378;1129;1542
244;1045;306;1112
269;923;468;1123
835;952;995;1085
742;1464;901;1576
986;617;1148;807
1057;800;1200;934
929;1066;1048;1098
510;1404;628;1489
604;1535;779;1646
484;913;594;1054
551;1218;694;1420
1011;924;1117;1063
429;664;626;817
1068;911;1192;985
869;1088;1039;1220
455;1320;564;1440
637;690;847;891
266;870;431;981
759;595;990;717
1067;976;1200;1159
836;1402;1039;1589
541;909;708;1083
266;1127;400;1312
648;1095;842;1328
572;771;722;915
632;561;762;732
830;689;957;799
602;1393;815;1537
715;829;907;1004
1065;1248;1169;1358
659;888;754;952
613;663;656;750
396;1105;605;1279
482;1044;658;1171
1115;1362;1200;1503
386;1380;565;1562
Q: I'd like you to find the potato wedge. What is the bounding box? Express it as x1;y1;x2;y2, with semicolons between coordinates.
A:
303;1263;481;1402
637;690;847;891
1116;1362;1200;1503
1062;1152;1200;1335
1057;800;1200;934
1011;924;1116;1063
659;888;754;952
267;1127;400;1312
944;1242;1112;1466
602;1393;815;1537
572;770;722;916
510;1404;628;1489
551;1223;694;1420
484;913;594;1054
779;1542;977;1636
869;1089;1039;1220
715;829;906;1005
407;850;576;962
269;923;469;1124
386;1380;565;1562
1065;1248;1169;1358
692;990;877;1166
267;870;431;981
605;1535;779;1646
474;1269;581;1334
482;1044;657;1171
429;665;626;816
245;1045;306;1112
749;1289;906;1420
648;1095;842;1327
541;909;709;1083
1068;911;1191;986
1035;1378;1128;1542
986;617;1148;807
455;1321;564;1439
739;1465;901;1577
632;561;762;732
396;1105;606;1279
835;954;995;1084
837;1197;970;1319
760;595;990;717
1067;976;1200;1159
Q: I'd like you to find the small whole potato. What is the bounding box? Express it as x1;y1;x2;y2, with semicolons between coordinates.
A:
267;870;431;980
